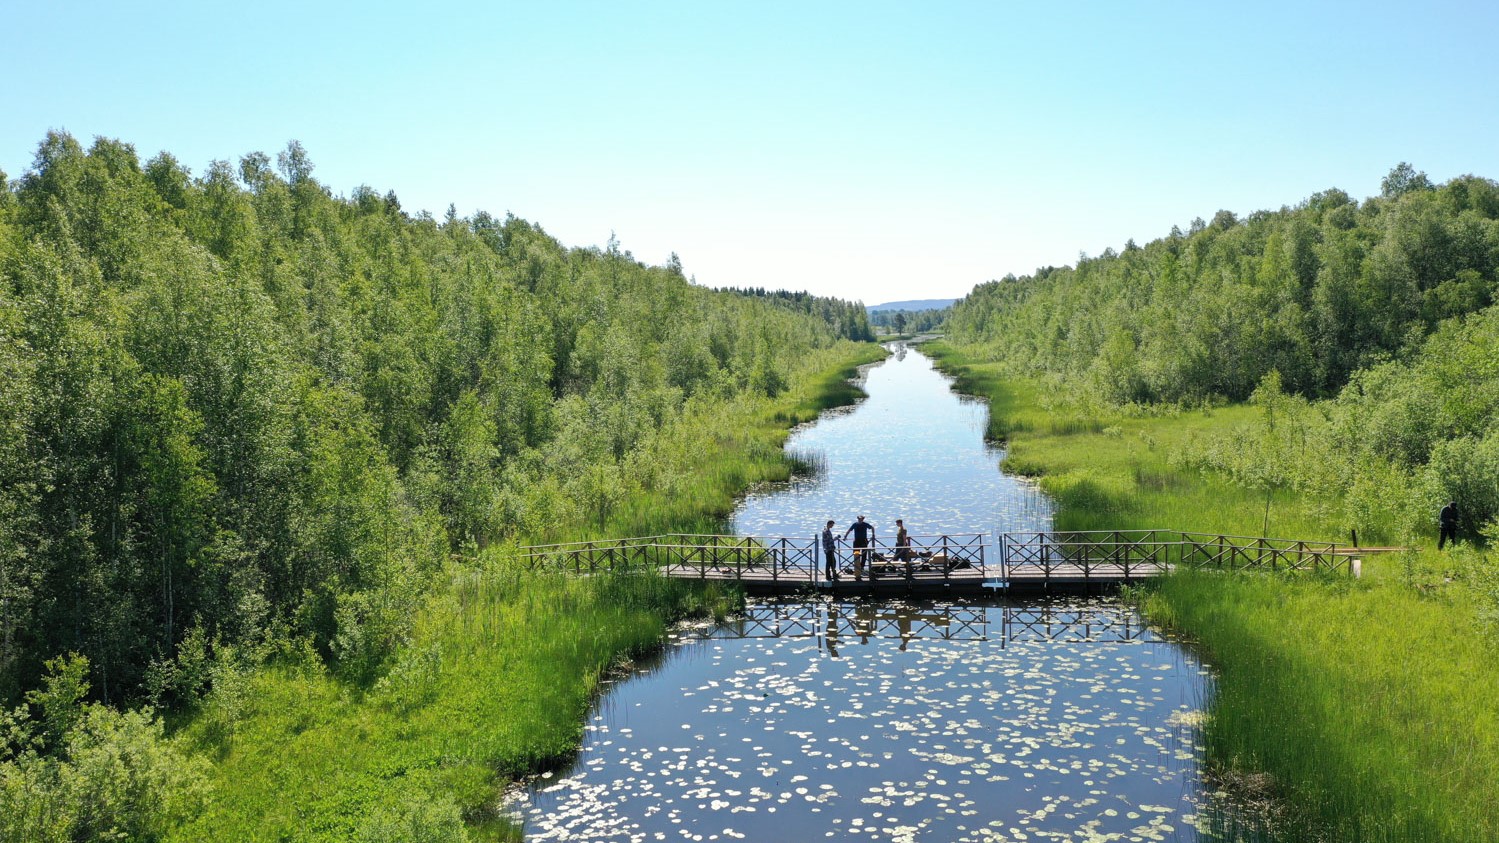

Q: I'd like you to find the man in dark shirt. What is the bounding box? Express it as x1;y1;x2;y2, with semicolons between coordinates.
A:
844;515;875;580
821;520;839;580
1439;501;1459;550
894;519;913;562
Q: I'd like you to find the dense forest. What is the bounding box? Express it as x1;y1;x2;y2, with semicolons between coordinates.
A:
0;133;868;717
946;165;1499;539
867;306;946;334
6;132;1495;838
716;286;874;342
949;164;1498;402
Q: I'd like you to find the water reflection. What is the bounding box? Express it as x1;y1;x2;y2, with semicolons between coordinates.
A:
732;344;1052;541
691;600;1149;650
510;343;1250;841
512;598;1222;842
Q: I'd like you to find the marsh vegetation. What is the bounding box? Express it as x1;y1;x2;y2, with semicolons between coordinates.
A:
0;132;876;840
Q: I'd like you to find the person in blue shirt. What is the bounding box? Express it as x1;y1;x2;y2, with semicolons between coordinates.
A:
843;515;876;580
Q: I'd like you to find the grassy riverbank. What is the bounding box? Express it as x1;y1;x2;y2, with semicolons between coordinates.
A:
926;341;1499;843
167;342;886;842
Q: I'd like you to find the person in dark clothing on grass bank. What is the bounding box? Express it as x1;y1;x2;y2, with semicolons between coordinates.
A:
1439;501;1460;550
844;515;876;580
822;520;840;580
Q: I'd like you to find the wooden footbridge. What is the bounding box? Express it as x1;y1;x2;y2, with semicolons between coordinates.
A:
517;530;1373;595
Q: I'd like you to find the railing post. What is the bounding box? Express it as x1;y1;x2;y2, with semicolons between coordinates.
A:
904;535;915;587
1041;532;1049;582
997;532;1006;583
942;535;951;586
810;535;818;587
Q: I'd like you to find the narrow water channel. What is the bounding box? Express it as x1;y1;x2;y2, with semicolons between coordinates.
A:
732;342;1051;541
510;344;1248;841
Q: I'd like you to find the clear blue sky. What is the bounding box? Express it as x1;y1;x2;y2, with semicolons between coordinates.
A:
5;0;1497;304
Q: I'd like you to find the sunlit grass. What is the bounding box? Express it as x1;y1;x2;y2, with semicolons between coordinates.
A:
927;340;1499;842
1149;572;1498;842
171;572;735;842
929;343;1336;540
169;342;885;842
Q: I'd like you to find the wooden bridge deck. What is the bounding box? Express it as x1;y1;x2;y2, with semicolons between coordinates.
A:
520;530;1370;595
659;564;1165;594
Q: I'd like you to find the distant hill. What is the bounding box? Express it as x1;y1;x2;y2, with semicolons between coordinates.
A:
868;298;956;312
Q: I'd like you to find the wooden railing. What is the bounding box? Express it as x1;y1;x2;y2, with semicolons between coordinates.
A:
517;529;1355;584
519;533;986;585
1000;530;1350;577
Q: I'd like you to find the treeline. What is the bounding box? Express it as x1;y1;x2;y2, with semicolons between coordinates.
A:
717;286;874;342
948;164;1499;404
868;307;946;333
1176;307;1499;541
945;164;1499;538
0;132;860;708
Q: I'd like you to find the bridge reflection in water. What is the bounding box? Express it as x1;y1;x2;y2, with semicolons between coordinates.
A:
682;600;1149;652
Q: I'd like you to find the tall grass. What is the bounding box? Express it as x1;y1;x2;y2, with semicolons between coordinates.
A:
170;572;735;842
927;341;1499;842
929;343;1336;539
168;342;886;842
1147;572;1498;842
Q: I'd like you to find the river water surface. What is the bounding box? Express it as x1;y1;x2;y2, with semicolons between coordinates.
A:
732;342;1051;541
511;345;1242;841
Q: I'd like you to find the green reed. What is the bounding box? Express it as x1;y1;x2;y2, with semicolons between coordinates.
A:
926;342;1499;842
168;343;884;842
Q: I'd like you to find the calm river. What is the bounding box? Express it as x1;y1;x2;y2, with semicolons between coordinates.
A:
511;344;1248;841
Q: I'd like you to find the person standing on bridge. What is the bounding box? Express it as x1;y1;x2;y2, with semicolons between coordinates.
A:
822;520;840;581
1438;500;1460;550
894;519;914;563
844;515;876;580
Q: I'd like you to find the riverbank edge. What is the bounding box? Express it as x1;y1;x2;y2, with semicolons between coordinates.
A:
921;340;1498;843
165;341;891;842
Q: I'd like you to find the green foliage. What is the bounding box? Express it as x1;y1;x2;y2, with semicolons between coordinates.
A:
169;344;873;841
355;792;469;843
1452;521;1499;637
0;131;862;704
930;344;1499;842
1151;571;1498;842
1;656;210;843
945;170;1499;546
867;306;946;334
25;655;90;751
166;573;744;842
1155;305;1499;542
947;170;1499;403
0;128;887;834
0;130;880;838
716;286;875;341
